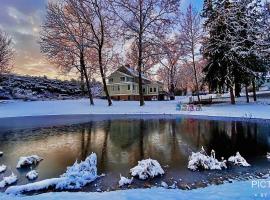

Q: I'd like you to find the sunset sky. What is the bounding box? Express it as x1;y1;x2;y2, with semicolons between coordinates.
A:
0;0;203;79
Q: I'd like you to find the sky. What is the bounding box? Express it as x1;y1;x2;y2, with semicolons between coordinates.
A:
0;0;204;79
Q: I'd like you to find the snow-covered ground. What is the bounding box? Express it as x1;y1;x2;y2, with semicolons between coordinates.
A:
0;93;269;120
1;178;270;200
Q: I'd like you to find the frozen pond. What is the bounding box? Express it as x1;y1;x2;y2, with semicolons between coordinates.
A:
0;117;270;191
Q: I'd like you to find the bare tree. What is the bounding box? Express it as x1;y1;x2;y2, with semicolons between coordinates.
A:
69;0;115;106
40;1;94;105
180;4;203;102
0;30;14;76
157;35;185;100
108;0;180;106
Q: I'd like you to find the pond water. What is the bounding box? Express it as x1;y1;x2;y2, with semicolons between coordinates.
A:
0;117;270;191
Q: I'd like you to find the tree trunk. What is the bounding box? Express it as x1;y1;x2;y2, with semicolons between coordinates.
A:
252;79;257;102
80;69;85;96
138;2;144;106
229;84;235;105
192;49;200;102
98;48;112;106
245;83;249;103
234;80;241;97
169;83;175;100
80;53;94;106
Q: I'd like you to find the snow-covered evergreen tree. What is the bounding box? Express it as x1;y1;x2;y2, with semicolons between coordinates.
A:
202;0;270;104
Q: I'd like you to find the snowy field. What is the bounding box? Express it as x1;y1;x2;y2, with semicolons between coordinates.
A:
0;93;270;120
1;178;270;200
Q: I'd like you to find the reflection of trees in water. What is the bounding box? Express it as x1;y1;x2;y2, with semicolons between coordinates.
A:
100;121;111;171
80;122;93;160
206;121;268;158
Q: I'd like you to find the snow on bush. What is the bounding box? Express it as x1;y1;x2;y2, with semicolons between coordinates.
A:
55;153;97;190
130;159;165;180
119;175;133;187
26;170;38;180
5;153;97;195
16;155;43;168
228;152;250;167
0;173;17;188
188;147;227;171
0;165;7;173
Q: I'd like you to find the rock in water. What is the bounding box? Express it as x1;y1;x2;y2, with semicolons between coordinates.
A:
228;152;250;167
0;165;7;173
119;175;133;187
26;170;39;180
16;155;43;168
130;159;165;180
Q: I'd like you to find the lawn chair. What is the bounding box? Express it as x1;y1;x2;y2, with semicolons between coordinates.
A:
188;104;195;111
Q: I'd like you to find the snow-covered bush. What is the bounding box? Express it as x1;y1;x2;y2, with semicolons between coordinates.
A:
56;153;97;190
188;147;227;171
5;153;98;195
119;175;133;187
26;170;38;180
130;159;165;180
0;173;17;188
16;155;43;168
228;152;250;167
0;165;7;173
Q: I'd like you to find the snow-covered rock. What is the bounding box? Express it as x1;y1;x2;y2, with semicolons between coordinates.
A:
119;175;133;187
266;153;270;159
228;152;250;167
188;147;227;171
0;173;17;188
0;151;3;156
56;152;97;190
16;155;43;168
161;181;168;189
26;170;38;180
5;153;97;195
130;159;165;180
0;165;7;173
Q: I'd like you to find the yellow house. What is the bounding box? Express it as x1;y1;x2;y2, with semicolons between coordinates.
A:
105;66;165;101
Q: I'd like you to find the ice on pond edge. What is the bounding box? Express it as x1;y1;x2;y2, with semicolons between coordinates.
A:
130;159;165;180
5;153;97;195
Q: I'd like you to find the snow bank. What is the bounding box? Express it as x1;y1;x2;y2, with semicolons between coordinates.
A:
119;175;133;187
228;152;250;167
130;159;164;180
6;153;97;195
0;165;7;173
188;147;227;171
26;170;38;180
16;155;43;168
0;173;17;188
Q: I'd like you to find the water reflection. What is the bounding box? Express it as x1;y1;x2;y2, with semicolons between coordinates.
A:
0;119;269;185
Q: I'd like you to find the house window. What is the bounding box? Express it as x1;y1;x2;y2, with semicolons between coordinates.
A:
128;85;131;90
109;78;113;83
150;88;153;93
118;86;120;91
120;77;126;82
154;87;157;92
143;88;146;93
133;85;136;90
127;77;134;82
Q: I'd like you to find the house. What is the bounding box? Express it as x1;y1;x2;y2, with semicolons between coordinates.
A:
104;65;167;101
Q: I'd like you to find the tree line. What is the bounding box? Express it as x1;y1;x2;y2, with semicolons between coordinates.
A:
0;0;269;106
